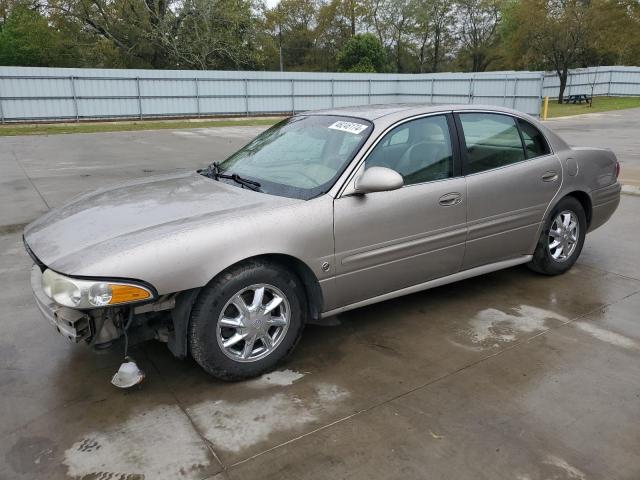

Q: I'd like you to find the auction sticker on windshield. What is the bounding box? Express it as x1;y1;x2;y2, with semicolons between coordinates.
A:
328;121;369;135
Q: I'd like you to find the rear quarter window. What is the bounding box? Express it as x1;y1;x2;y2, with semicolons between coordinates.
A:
518;119;551;158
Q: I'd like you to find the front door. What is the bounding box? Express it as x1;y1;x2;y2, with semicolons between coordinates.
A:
456;112;563;269
333;113;467;308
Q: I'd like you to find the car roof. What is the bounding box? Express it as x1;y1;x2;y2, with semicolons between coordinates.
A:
299;103;536;124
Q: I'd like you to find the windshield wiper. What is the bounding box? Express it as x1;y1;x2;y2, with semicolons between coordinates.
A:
200;162;262;192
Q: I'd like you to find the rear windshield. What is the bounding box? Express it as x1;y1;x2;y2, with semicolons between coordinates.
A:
217;115;373;199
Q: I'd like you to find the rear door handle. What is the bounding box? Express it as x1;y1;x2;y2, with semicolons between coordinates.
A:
439;192;462;206
542;170;559;182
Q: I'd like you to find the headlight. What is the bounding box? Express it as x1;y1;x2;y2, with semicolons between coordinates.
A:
41;269;154;308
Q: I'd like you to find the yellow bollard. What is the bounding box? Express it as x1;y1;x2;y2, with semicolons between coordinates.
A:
542;96;549;120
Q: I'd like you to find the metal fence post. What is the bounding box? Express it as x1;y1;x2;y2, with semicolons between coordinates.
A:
468;76;475;104
368;79;372;104
608;69;613;96
136;77;143;119
194;78;201;117
0;77;4;124
430;78;434;104
291;79;295;114
504;74;509;105
70;76;79;122
244;79;249;116
512;77;518;108
331;79;335;108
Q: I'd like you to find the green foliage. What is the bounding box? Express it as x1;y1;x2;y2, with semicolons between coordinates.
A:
337;33;385;72
0;4;72;66
0;0;638;73
498;0;639;102
167;0;262;69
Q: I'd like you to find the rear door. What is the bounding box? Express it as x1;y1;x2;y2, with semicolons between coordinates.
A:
456;112;562;269
332;113;467;308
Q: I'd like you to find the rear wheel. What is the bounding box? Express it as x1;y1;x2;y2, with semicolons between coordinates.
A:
528;196;587;275
189;260;306;380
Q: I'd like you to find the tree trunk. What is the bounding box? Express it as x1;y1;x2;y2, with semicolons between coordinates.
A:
557;68;568;104
472;53;481;72
432;30;440;73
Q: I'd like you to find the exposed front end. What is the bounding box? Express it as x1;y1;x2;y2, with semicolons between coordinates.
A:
26;240;175;352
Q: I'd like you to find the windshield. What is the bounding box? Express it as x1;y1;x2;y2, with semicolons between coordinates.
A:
215;115;373;199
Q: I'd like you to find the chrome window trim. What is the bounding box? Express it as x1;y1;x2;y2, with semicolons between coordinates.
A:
461;152;558;178
455;110;557;177
454;109;555;155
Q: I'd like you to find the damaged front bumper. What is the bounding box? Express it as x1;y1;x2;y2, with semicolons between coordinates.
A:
30;264;177;350
31;265;93;342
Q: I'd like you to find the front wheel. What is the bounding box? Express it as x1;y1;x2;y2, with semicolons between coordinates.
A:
188;260;306;380
528;196;587;275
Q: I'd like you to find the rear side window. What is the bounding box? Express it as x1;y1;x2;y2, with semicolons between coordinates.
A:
518;119;551;158
459;113;525;174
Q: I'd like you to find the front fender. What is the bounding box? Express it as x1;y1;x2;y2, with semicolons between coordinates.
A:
56;195;336;297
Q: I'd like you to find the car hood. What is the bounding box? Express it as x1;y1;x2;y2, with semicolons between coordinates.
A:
24;171;298;273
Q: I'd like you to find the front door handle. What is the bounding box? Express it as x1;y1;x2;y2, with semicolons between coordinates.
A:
439;192;462;206
542;170;559;182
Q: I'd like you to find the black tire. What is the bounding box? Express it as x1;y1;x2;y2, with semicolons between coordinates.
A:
189;259;306;381
528;196;587;275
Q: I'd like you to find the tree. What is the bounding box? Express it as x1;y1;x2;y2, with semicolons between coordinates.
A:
337;32;386;72
163;0;261;70
314;0;367;70
413;0;455;72
1;0;639;74
47;0;176;68
587;0;640;66
501;0;591;103
263;0;319;71
0;4;78;66
363;0;416;72
456;0;501;72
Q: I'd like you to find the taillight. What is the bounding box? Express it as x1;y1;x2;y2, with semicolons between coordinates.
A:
615;160;620;179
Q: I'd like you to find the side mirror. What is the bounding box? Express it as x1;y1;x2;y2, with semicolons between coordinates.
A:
354;166;404;194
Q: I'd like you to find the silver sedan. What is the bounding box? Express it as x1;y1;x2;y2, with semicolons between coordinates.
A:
24;104;621;380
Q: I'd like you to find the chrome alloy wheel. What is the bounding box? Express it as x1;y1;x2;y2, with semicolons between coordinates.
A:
216;284;291;362
548;210;580;262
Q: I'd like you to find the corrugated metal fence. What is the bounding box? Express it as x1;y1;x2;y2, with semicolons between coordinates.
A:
0;67;544;122
2;66;638;123
542;66;640;98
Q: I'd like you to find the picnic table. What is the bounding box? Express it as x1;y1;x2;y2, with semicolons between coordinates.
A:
566;94;592;104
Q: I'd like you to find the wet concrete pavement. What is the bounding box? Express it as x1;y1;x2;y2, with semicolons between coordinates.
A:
1;115;639;480
545;107;640;187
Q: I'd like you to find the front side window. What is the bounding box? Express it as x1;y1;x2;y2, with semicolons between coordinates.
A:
459;113;525;174
366;115;453;185
518;119;551;158
217;115;372;199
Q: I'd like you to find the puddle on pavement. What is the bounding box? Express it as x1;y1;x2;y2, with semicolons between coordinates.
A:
63;404;211;480
543;454;587;480
246;369;305;388
573;321;638;349
186;382;349;453
459;305;569;348
61;372;349;477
